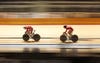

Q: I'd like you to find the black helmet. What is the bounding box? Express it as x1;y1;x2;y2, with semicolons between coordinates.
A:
63;25;67;28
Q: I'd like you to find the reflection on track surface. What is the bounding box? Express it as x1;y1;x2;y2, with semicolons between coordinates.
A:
0;39;99;55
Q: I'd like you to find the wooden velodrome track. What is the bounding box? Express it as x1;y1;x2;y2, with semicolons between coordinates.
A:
0;18;100;25
0;18;99;53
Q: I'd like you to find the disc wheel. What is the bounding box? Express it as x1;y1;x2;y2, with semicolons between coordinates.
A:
32;34;40;42
23;34;29;41
71;35;78;43
60;35;67;42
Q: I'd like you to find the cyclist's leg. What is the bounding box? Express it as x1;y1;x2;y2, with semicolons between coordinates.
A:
68;30;73;39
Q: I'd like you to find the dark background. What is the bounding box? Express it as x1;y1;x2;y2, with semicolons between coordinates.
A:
0;0;100;1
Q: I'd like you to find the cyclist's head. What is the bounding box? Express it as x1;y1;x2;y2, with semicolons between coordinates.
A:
63;25;67;28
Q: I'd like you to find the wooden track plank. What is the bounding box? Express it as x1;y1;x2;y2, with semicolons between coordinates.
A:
0;18;100;25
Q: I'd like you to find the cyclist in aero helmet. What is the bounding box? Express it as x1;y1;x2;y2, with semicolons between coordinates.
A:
24;26;33;35
63;25;74;38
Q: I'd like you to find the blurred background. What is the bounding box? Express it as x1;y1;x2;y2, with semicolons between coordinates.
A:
0;0;100;63
0;0;100;18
